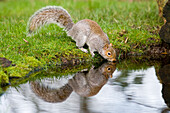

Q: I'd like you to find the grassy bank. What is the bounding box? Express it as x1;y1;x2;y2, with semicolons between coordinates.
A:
0;0;163;84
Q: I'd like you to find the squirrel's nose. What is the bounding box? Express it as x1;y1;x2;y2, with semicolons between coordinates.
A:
110;58;116;62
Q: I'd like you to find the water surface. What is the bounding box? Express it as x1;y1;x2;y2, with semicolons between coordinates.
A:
0;59;170;113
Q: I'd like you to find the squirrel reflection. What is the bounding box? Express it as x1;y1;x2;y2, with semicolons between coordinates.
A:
30;62;116;103
31;82;73;103
68;62;116;97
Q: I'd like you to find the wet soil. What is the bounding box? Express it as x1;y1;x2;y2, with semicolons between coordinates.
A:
116;42;170;60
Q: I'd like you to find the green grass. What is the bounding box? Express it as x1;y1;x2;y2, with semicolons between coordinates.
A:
0;0;163;84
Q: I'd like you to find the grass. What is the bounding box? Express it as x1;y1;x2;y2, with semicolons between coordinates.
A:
0;0;163;84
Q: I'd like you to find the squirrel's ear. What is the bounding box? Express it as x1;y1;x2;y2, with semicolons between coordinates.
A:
104;44;109;49
109;43;113;46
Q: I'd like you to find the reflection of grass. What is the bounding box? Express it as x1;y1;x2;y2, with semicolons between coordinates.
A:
31;62;92;80
0;0;162;84
0;62;92;94
116;56;161;70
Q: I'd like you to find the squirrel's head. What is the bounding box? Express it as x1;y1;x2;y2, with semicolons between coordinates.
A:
101;62;116;78
101;43;116;62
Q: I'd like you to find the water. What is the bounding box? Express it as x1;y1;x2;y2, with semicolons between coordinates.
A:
0;59;170;113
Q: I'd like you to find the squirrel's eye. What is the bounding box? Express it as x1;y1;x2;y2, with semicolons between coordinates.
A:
107;52;111;56
107;67;111;71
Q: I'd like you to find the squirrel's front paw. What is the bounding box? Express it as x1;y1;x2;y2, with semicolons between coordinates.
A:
91;52;95;57
79;48;88;53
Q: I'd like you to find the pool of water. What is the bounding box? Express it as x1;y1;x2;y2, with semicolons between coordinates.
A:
0;59;170;113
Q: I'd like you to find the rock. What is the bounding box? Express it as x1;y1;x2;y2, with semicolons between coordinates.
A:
159;0;170;44
163;0;170;22
159;64;170;84
159;23;170;43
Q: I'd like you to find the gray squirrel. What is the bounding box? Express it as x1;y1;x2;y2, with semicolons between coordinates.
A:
27;6;116;62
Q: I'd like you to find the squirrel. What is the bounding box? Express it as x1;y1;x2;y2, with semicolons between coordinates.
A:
27;6;116;62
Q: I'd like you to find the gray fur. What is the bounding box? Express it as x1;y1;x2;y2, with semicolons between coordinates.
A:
27;6;74;35
68;19;109;57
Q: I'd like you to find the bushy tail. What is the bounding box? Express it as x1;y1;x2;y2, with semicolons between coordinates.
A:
27;6;74;36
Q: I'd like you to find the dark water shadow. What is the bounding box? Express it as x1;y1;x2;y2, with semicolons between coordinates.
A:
157;55;170;112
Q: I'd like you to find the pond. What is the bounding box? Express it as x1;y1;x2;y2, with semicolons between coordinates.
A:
0;56;170;113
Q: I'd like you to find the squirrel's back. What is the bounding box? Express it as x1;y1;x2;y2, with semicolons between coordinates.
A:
27;6;74;35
